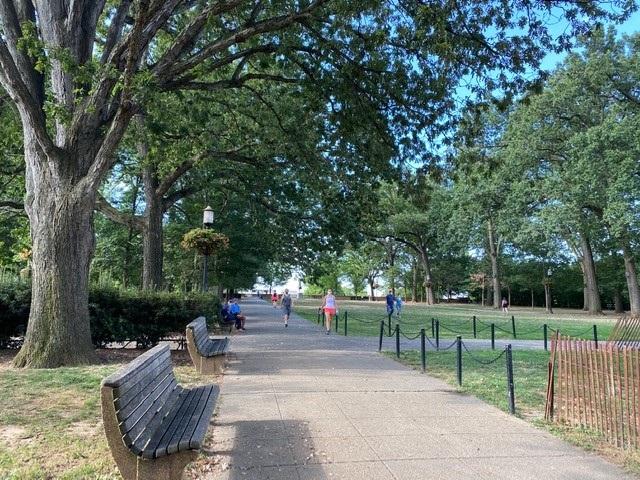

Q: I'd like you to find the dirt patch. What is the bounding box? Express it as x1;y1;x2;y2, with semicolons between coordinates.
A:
0;349;17;370
0;425;33;445
96;347;192;366
67;420;102;438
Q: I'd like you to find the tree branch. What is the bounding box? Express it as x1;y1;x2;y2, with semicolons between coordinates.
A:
162;0;328;81
0;199;24;213
0;41;58;158
95;193;145;230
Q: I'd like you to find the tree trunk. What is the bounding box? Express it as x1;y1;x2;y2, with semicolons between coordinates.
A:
142;186;164;290
622;242;640;314
419;248;435;305
139;115;163;291
487;218;501;309
368;278;375;301
530;288;534;309
580;234;602;314
544;283;553;314
613;289;624;314
411;260;417;303
14;146;97;367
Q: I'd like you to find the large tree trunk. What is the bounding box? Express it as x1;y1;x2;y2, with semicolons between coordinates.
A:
487;218;501;309
580;234;602;314
14;145;97;367
613;289;624;314
368;278;375;301
142;174;164;290
622;242;640;314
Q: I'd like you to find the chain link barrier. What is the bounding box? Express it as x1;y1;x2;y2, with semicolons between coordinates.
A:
461;341;508;365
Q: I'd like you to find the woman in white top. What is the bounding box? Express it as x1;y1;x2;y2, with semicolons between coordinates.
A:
322;289;338;335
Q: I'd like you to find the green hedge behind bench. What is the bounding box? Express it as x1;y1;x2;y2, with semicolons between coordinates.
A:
0;281;220;348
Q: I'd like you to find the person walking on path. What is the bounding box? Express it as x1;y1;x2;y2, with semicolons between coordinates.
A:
501;297;509;313
395;295;403;318
385;289;395;316
271;291;278;308
322;289;338;335
281;288;293;327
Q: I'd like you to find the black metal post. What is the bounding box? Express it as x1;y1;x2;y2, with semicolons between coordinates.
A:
511;315;517;339
473;316;477;339
317;309;321;324
335;312;339;332
491;323;495;350
431;318;435;337
378;321;384;351
344;311;348;336
543;324;548;351
593;324;598;349
435;320;440;351
420;328;426;373
202;254;209;292
506;344;515;414
395;323;400;358
388;313;392;337
456;336;462;386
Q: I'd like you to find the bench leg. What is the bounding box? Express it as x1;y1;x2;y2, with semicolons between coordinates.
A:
199;355;225;375
137;451;198;480
102;386;139;480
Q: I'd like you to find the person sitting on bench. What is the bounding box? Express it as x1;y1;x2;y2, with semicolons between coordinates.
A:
229;298;246;331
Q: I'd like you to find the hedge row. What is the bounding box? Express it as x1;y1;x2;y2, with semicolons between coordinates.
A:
0;281;220;348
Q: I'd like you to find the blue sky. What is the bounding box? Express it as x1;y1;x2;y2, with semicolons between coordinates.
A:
540;8;640;70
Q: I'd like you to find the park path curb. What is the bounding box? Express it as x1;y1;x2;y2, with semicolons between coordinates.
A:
205;296;633;480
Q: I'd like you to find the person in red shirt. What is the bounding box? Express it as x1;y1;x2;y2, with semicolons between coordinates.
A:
271;292;278;308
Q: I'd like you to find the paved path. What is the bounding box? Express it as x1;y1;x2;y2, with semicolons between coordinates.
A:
208;297;632;480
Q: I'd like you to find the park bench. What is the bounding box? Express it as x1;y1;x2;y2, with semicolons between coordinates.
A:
101;343;218;480
186;317;230;374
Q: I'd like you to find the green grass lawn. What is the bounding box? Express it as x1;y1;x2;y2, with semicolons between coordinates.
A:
294;299;617;341
0;351;218;480
385;347;640;476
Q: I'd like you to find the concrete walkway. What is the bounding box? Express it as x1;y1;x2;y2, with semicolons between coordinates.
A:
207;297;632;480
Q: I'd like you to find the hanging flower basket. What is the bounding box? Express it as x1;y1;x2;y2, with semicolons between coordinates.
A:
181;228;229;256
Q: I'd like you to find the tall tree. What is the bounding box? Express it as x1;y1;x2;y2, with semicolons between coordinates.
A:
0;2;631;366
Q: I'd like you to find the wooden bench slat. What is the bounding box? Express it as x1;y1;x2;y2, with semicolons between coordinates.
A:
128;386;182;457
102;344;170;388
141;388;192;459
115;362;174;415
121;373;178;447
160;388;204;457
166;387;205;455
116;364;175;422
186;385;219;450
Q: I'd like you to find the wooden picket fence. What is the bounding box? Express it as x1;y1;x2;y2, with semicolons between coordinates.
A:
608;315;640;348
545;333;640;449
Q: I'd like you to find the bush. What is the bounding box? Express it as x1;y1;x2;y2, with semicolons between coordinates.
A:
0;283;220;348
0;280;30;347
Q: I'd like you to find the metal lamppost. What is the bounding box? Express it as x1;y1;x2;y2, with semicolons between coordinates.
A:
201;206;214;292
544;268;553;314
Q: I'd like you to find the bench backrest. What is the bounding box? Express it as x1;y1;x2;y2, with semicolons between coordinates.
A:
101;344;179;448
186;317;210;354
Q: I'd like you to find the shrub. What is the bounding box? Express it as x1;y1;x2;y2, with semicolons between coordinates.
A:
0;283;220;348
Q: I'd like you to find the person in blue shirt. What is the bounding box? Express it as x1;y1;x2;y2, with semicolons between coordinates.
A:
385;289;395;316
229;298;246;331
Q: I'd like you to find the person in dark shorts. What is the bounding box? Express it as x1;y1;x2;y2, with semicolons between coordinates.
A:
281;288;293;327
385;289;395;316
